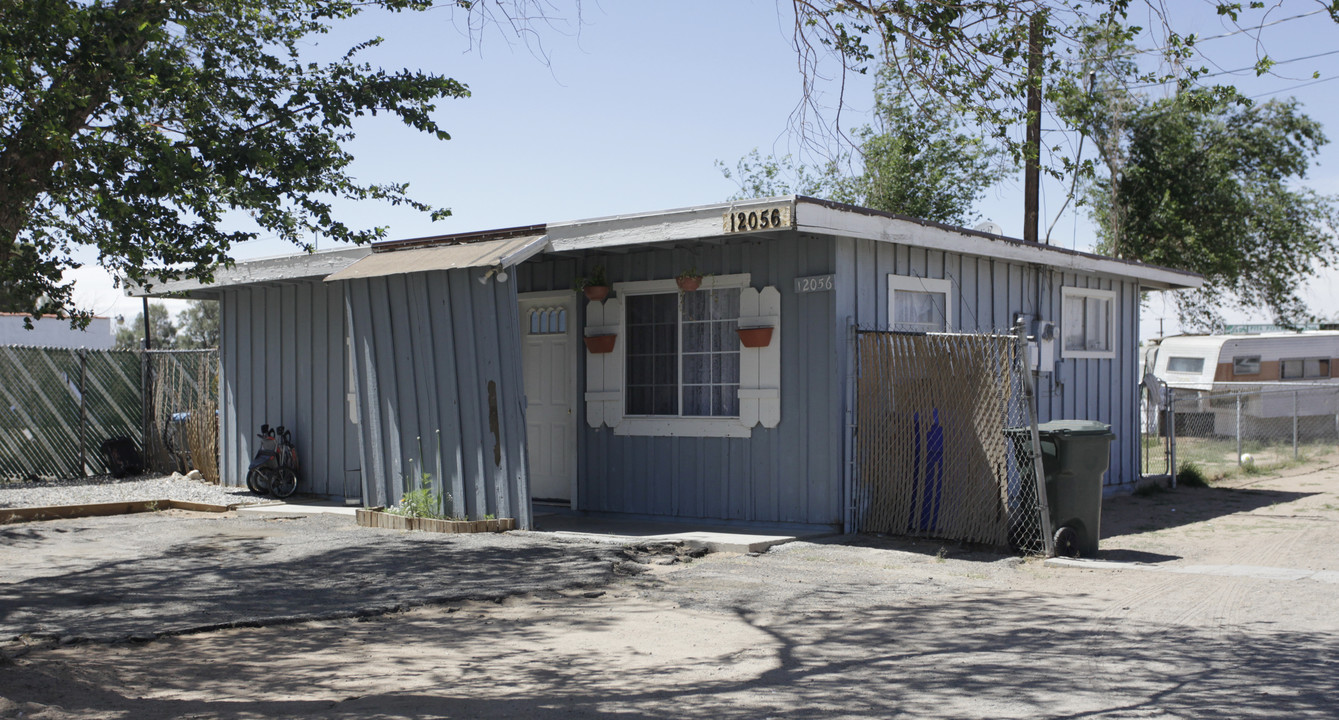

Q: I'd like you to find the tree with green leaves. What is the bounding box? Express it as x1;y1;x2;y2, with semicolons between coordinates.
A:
1;0;470;327
720;81;1008;225
113;299;218;349
176;300;220;349
1083;92;1339;330
114;302;178;350
787;1;1337;167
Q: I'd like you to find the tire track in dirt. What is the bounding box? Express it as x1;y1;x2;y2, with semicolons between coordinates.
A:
1075;573;1185;702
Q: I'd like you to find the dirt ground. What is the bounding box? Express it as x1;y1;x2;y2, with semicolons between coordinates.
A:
2;462;1338;719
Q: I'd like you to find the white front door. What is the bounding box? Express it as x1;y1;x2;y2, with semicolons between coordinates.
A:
519;294;577;504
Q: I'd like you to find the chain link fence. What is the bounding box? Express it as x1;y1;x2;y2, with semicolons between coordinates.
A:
145;350;220;483
854;329;1050;555
0;347;218;482
1143;382;1339;482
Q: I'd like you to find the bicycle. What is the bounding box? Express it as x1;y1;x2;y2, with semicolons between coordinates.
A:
245;424;299;498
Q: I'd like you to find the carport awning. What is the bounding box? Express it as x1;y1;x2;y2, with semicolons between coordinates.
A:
323;234;549;282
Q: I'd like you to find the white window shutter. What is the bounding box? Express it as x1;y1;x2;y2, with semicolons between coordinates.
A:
583;298;623;428
737;286;781;428
584;299;606;428
601;297;623;427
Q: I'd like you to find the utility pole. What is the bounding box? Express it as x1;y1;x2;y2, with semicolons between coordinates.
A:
1023;11;1045;245
141;295;153;467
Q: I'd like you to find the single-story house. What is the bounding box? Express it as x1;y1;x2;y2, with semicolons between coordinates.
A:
143;196;1202;532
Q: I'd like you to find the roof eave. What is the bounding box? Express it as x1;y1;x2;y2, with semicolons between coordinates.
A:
128;247;372;297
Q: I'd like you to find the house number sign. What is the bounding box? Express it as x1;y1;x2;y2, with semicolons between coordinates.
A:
794;274;835;293
723;204;793;234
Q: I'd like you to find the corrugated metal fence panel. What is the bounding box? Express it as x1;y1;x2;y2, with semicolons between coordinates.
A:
218;282;353;496
516;234;844;527
837;236;1144;490
342;269;530;527
0;347;141;479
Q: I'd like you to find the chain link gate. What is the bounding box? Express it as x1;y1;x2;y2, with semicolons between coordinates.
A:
853;328;1052;555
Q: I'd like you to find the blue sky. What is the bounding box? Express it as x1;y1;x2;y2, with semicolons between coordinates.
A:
73;1;1339;336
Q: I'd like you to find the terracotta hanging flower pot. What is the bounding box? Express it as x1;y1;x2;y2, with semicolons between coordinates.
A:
676;267;704;292
676;276;702;292
737;326;774;348
584;334;617;353
583;285;611;301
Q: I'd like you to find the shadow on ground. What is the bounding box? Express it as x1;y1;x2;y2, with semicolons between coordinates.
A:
0;513;624;642
1101;484;1315;538
1;585;1333;719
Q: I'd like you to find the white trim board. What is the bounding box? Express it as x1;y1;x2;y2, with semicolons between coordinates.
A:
796;201;1201;290
1060;286;1117;360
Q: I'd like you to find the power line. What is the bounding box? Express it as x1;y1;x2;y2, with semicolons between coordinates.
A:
1249;75;1339;99
1073;8;1330;64
1127;48;1339;89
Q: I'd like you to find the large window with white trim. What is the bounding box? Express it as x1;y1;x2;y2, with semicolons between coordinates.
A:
888;275;953;332
1061;286;1116;359
624;288;740;417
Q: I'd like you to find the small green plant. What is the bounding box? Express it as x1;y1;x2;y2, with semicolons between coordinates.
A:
387;473;449;519
1176;462;1210;488
676;267;704;282
484;513;496;520
574;264;609;291
934;546;948;562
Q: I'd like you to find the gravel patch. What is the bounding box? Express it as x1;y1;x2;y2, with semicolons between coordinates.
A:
0;474;269;509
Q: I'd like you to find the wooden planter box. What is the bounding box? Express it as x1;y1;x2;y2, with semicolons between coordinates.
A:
356;508;515;533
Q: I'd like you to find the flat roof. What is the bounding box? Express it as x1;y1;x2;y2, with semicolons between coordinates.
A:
136;197;1203;295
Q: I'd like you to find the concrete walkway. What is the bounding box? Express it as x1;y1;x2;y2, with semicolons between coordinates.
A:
234;500;824;553
532;511;831;553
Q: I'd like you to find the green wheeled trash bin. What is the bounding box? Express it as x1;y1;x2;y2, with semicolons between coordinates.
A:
1026;420;1116;558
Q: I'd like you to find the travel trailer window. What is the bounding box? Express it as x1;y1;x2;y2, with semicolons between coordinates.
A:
1233;355;1261;375
888;275;953;332
1061;287;1116;359
1281;357;1331;379
624;289;740;417
1166;356;1205;373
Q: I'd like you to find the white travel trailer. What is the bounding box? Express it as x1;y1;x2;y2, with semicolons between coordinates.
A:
1145;330;1339;438
1148;331;1339;391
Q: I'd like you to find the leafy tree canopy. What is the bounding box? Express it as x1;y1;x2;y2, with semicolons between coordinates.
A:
1;0;469;327
788;1;1337;166
114;302;177;350
176;299;220;349
1085;91;1339;330
113;300;218;349
721;78;1008;225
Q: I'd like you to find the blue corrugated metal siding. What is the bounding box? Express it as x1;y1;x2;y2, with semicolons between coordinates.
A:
341;269;531;528
517;235;844;527
218;281;356;498
835;237;1143;495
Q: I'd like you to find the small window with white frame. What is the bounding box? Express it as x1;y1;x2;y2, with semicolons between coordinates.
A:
1061;286;1116;359
888;275;953;332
